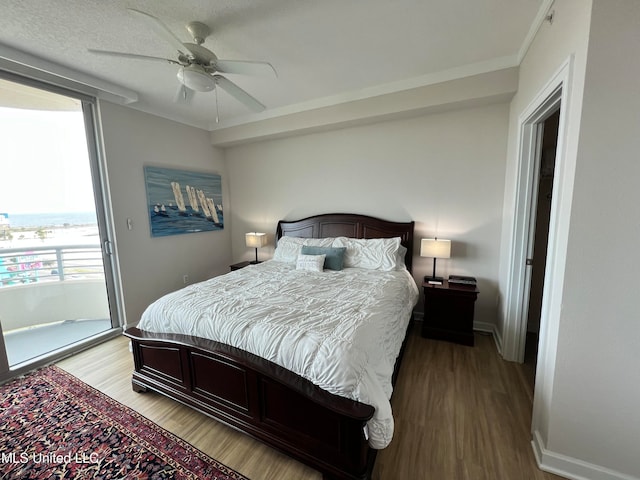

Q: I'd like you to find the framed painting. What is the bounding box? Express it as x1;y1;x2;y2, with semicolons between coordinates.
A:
144;166;223;237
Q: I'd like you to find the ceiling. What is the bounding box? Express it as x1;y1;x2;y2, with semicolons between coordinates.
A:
0;0;545;131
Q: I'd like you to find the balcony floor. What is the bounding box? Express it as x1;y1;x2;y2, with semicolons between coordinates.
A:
4;318;111;366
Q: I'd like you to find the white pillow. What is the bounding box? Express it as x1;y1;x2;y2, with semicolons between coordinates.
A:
273;236;335;263
395;244;408;270
332;237;401;271
296;254;326;272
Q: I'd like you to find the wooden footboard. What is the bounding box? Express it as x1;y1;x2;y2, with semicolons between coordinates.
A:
124;327;377;480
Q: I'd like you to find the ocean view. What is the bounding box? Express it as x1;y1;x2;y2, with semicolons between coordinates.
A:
1;212;97;228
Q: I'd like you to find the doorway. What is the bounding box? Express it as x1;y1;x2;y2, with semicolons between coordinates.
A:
501;57;577;452
0;73;122;378
521;109;560;392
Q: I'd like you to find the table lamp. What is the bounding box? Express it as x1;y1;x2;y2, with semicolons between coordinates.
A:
420;238;451;284
245;232;267;264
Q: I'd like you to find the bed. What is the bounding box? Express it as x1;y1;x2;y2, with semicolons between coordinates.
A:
124;213;417;480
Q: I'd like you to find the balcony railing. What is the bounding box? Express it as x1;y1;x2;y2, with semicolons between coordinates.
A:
0;243;112;367
0;244;104;286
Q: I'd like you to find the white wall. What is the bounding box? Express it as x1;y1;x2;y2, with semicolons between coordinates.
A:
224;102;510;326
498;0;593;455
501;0;640;478
98;102;231;326
543;1;640;478
498;0;592;346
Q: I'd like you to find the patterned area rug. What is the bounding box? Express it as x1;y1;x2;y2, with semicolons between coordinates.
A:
0;366;249;479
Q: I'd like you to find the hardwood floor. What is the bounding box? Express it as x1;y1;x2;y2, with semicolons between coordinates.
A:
56;324;565;480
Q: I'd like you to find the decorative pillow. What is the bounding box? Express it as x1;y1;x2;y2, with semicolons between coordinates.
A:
296;254;326;272
273;236;335;264
395;244;408;270
300;246;346;271
332;236;401;271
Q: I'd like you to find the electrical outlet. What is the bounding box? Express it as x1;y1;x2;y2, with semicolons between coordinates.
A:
183;274;189;284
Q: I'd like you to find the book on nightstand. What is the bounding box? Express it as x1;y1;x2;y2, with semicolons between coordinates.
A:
448;275;477;286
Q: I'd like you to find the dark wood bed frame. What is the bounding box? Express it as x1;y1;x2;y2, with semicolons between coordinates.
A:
124;213;415;480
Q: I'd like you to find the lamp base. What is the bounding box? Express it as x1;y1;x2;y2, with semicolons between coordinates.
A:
424;275;444;285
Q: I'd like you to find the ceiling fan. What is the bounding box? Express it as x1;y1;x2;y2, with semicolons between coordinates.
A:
88;9;276;112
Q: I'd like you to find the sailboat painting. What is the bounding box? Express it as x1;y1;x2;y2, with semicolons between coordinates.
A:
144;166;224;237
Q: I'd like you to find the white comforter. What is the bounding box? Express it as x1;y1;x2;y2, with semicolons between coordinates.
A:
137;260;419;448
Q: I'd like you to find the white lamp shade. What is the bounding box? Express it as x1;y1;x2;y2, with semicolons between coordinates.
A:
245;232;268;248
420;238;451;259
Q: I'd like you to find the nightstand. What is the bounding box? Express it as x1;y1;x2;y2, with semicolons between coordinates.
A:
230;261;251;271
421;280;479;346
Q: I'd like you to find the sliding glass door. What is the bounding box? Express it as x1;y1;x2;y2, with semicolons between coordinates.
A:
0;73;121;376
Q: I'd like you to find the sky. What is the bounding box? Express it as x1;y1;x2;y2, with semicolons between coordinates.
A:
0;106;96;215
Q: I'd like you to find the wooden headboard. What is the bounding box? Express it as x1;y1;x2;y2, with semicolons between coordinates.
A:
276;213;415;272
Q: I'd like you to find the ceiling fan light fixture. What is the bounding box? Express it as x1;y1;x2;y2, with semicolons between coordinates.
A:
89;10;273;111
177;65;216;92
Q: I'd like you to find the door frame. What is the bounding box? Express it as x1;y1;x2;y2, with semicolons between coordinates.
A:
0;70;124;381
510;89;561;364
502;56;576;389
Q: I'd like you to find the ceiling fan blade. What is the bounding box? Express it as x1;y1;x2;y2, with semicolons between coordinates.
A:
174;84;196;104
127;8;188;56
215;60;277;78
213;75;265;112
88;49;179;65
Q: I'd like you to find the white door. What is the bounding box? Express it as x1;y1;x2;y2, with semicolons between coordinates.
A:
0;73;122;378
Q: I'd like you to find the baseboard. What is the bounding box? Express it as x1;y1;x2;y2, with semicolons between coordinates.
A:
464;328;638;480
532;430;639;480
473;320;503;355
